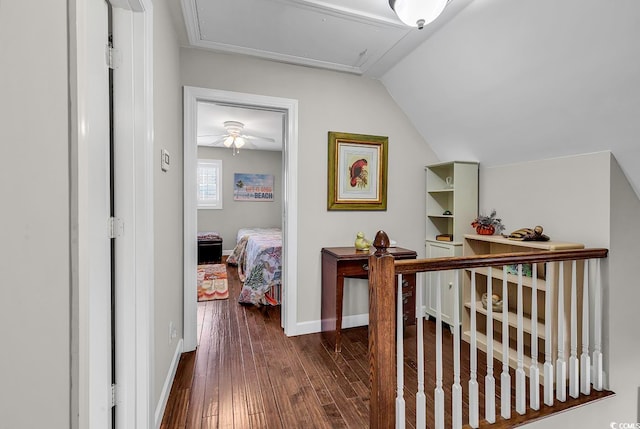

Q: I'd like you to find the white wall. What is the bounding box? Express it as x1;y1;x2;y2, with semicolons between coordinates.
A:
181;49;439;326
382;0;640;198
0;1;70;427
480;152;610;248
481;152;640;427
152;0;184;411
197;147;282;249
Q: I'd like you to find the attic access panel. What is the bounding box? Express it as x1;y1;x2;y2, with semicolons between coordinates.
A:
189;0;409;74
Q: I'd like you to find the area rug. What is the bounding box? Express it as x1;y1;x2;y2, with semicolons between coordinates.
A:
197;264;229;301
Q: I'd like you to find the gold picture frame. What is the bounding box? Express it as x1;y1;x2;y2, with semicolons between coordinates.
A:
327;131;388;211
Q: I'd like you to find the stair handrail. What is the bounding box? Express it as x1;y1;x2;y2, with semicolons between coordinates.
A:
367;230;608;429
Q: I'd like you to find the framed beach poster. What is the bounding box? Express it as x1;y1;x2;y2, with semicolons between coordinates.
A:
233;173;274;201
327;131;388;211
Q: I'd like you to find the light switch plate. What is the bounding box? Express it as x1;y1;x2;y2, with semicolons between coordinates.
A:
161;149;170;172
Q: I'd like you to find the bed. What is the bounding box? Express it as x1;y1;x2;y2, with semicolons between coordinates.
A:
227;227;282;306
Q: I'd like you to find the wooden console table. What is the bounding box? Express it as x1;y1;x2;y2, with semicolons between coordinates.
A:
321;246;417;352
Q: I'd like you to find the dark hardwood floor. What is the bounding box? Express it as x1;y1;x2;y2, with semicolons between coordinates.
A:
160;263;613;429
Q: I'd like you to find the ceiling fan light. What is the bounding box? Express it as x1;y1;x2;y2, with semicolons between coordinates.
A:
234;137;246;148
223;136;235;147
389;0;449;29
223;120;244;137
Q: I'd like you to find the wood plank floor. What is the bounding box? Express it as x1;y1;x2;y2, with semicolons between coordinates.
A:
160;263;614;429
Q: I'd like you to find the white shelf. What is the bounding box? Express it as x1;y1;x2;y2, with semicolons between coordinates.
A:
462;234;584;371
462;331;543;372
465;266;546;290
427;188;454;193
464;301;546;339
425;161;479;328
425;239;463;246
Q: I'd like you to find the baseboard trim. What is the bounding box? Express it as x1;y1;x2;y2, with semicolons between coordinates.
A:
290;313;369;336
154;338;184;429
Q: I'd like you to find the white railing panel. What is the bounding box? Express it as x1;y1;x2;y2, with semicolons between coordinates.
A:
593;259;604;391
469;269;479;428
435;272;444;429
501;266;511;420
485;267;496;423
556;263;567;402
569;260;579;398
530;263;540;410
401;253;606;429
452;270;462;429
416;273;426;428
580;260;591;395
543;262;554;406
396;275;405;429
515;264;526;415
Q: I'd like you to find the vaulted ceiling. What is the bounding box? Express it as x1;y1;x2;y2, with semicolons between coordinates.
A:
170;0;640;197
178;0;472;77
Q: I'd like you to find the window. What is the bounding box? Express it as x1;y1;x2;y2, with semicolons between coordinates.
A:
197;159;222;209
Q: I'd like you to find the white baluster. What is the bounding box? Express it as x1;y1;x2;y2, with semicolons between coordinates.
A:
593;259;603;391
569;260;579;398
530;263;540;410
469;269;479;428
581;260;591;395
416;274;426;428
396;275;405;429
543;262;554;406
434;272;444;428
485;267;496;423
556;263;567;402
452;270;462;429
501;266;511;419
515;264;526;414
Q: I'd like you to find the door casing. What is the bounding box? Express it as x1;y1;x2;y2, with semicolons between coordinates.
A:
182;87;299;351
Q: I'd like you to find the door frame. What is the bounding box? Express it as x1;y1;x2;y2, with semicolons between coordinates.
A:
111;2;154;428
72;0;154;428
183;87;299;351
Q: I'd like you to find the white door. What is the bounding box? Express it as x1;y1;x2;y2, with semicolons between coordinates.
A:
425;241;463;327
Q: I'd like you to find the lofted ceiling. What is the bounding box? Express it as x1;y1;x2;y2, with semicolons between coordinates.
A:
179;0;473;151
179;0;472;77
179;0;640;199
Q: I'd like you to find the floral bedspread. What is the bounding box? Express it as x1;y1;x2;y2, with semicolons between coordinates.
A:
228;228;282;306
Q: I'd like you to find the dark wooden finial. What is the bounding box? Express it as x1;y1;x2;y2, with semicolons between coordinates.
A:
372;230;390;255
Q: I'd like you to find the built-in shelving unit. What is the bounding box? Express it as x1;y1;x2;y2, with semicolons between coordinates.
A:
424;161;478;327
462;234;584;370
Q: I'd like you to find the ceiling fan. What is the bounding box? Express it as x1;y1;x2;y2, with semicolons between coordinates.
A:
197;120;275;155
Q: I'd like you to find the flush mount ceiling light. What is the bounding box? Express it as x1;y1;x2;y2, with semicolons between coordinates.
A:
389;0;449;30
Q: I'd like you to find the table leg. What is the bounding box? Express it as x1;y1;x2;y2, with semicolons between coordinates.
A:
335;274;344;352
321;253;339;351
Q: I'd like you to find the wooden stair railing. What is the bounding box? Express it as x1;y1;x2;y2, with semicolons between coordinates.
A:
368;230;610;429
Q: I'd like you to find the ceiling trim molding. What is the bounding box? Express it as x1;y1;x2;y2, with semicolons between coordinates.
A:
181;0;201;47
275;0;406;27
190;38;365;75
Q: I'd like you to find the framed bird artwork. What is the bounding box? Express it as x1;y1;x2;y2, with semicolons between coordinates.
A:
327;131;388;211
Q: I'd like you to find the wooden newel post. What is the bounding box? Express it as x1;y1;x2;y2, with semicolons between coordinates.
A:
369;230;397;429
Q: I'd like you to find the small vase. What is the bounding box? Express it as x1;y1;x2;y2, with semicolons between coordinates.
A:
476;225;495;235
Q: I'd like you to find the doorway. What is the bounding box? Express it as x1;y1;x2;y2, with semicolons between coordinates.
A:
183;87;299;351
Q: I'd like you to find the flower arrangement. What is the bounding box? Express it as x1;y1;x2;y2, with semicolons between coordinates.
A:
471;209;505;235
